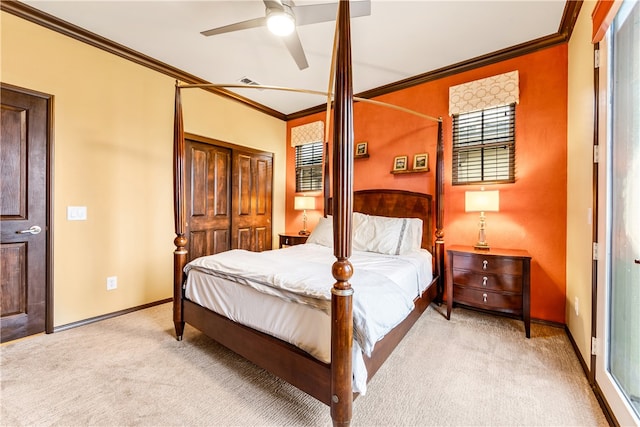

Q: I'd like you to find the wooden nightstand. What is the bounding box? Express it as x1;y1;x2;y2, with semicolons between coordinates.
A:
446;245;532;338
279;233;309;248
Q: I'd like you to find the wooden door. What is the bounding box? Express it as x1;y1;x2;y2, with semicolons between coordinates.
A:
185;139;232;261
232;151;273;251
1;85;51;343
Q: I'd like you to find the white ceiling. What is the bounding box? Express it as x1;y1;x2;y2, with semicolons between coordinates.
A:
21;0;568;116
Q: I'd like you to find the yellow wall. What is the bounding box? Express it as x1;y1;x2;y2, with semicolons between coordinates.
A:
1;12;286;327
566;1;596;368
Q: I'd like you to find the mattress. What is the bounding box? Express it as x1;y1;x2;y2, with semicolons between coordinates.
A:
184;243;433;393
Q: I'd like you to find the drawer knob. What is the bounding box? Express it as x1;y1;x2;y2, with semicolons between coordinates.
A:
482;260;488;270
483;293;488;303
482;276;488;287
285;238;289;244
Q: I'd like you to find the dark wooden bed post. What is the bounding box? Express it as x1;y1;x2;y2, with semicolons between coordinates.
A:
330;1;354;426
173;83;187;340
434;120;445;303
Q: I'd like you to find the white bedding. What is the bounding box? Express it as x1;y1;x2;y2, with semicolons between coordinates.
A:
184;243;433;394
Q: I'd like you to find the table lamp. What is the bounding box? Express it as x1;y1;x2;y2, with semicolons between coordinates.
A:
294;196;315;235
465;189;500;250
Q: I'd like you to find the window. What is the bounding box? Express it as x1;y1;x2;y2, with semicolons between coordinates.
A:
295;142;323;192
452;103;515;185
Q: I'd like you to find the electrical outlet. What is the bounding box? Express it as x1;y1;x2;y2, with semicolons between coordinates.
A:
574;296;579;316
106;276;117;291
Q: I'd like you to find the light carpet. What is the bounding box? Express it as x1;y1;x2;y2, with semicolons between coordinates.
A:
0;303;607;426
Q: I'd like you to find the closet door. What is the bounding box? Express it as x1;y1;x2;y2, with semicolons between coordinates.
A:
232;150;273;251
185;140;232;260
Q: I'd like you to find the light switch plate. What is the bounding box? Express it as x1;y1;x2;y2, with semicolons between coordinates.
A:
67;206;87;221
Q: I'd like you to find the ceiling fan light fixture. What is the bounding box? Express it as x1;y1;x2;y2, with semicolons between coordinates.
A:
266;7;295;36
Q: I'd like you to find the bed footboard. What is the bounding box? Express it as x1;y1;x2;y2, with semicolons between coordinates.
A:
183;299;332;404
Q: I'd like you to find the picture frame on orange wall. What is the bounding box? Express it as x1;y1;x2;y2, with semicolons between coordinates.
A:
355;141;368;157
393;155;408;171
413;153;429;170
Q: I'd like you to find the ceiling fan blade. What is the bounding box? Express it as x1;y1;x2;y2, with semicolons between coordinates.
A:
263;0;285;12
201;17;267;37
293;0;370;26
282;29;309;70
349;0;372;19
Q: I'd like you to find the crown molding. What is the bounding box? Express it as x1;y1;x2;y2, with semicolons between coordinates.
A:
0;0;286;121
288;1;583;120
2;0;581;122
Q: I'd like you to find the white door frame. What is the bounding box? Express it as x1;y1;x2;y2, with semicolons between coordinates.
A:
595;10;640;425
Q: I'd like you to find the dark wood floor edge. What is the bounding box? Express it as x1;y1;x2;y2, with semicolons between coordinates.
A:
592;381;620;427
53;298;172;333
564;326;618;427
564;324;591;377
531;317;565;329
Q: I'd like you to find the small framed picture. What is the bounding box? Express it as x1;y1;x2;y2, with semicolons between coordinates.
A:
413;153;429;170
355;141;368;156
393;155;408;171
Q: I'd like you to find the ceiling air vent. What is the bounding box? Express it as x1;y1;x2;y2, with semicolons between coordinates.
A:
237;76;263;91
239;76;259;85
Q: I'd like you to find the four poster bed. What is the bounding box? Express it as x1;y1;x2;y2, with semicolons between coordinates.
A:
172;2;445;426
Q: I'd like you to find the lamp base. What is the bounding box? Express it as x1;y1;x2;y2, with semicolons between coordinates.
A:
298;230;310;236
474;213;490;250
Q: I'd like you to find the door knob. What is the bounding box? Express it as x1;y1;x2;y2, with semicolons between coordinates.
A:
16;225;42;235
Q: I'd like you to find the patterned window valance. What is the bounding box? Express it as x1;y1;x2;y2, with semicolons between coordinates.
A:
449;71;519;116
291;121;324;147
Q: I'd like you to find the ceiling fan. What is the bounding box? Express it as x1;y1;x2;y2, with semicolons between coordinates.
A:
200;0;371;70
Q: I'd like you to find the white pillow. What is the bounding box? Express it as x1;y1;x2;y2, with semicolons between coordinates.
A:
353;214;403;255
352;212;368;250
353;214;423;255
306;213;423;255
306;215;333;247
399;217;423;254
307;213;369;248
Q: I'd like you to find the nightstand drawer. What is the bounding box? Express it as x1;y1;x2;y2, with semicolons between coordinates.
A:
451;253;524;275
454;285;523;314
451;269;523;293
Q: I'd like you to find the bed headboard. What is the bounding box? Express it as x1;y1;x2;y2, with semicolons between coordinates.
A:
328;189;433;251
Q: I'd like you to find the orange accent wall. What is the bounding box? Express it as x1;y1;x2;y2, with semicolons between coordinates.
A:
286;45;568;323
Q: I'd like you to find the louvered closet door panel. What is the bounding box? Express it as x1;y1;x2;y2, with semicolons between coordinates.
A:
186;140;231;260
236;154;252;215
232;151;273;251
255;158;269;215
253;154;272;251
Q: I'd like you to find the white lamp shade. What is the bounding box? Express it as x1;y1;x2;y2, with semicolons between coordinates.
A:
294;196;315;211
465;190;500;212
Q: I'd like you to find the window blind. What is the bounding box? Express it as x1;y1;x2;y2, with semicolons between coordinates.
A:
452;104;515;185
295;142;323;192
